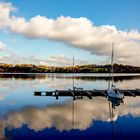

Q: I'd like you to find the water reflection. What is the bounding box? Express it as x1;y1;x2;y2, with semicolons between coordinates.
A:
0;73;46;80
0;73;140;139
0;96;140;139
1;73;140;90
108;97;124;109
1;73;140;82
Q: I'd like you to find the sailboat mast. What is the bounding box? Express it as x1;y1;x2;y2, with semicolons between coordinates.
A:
111;43;114;89
73;56;75;91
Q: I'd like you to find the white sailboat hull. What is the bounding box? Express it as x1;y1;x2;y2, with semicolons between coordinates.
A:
107;43;124;100
107;90;124;100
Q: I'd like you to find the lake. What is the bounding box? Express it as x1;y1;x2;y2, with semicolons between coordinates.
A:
0;73;140;140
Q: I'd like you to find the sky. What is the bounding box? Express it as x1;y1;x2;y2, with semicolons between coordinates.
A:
0;0;140;66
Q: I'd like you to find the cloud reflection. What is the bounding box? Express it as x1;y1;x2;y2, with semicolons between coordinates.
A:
0;93;7;100
0;74;140;91
0;96;140;133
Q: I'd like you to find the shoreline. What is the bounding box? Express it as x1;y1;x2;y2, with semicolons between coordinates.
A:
1;72;140;76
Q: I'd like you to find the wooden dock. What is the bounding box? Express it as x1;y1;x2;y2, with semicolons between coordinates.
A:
34;88;140;100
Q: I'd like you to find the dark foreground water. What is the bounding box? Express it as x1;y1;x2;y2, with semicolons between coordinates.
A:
0;73;140;140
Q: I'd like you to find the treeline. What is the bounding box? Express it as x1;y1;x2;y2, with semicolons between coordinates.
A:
0;63;140;73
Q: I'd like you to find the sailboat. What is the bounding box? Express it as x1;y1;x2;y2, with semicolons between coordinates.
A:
107;43;124;100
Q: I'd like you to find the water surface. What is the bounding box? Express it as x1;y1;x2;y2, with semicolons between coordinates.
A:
0;73;140;140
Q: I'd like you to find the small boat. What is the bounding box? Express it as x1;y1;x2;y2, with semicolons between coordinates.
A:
107;87;124;100
107;43;124;100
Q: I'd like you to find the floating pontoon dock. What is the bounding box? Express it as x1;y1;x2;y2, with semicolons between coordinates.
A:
34;88;140;100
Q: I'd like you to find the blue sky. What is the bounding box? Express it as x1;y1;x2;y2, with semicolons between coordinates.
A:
7;0;140;30
0;0;140;65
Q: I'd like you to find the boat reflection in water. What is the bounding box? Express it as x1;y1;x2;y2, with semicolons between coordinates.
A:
107;96;124;109
107;95;126;140
0;96;140;140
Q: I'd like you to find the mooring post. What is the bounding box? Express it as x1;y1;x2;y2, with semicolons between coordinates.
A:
55;90;59;100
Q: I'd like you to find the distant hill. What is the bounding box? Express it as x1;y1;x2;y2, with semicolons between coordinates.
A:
0;63;140;73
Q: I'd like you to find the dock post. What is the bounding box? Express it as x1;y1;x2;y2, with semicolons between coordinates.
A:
55;90;59;100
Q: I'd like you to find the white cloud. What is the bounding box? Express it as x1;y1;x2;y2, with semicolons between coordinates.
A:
0;2;140;65
8;15;140;63
38;54;88;66
0;54;88;65
0;2;15;29
0;41;6;50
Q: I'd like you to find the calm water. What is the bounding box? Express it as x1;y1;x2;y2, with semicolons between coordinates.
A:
0;73;140;140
